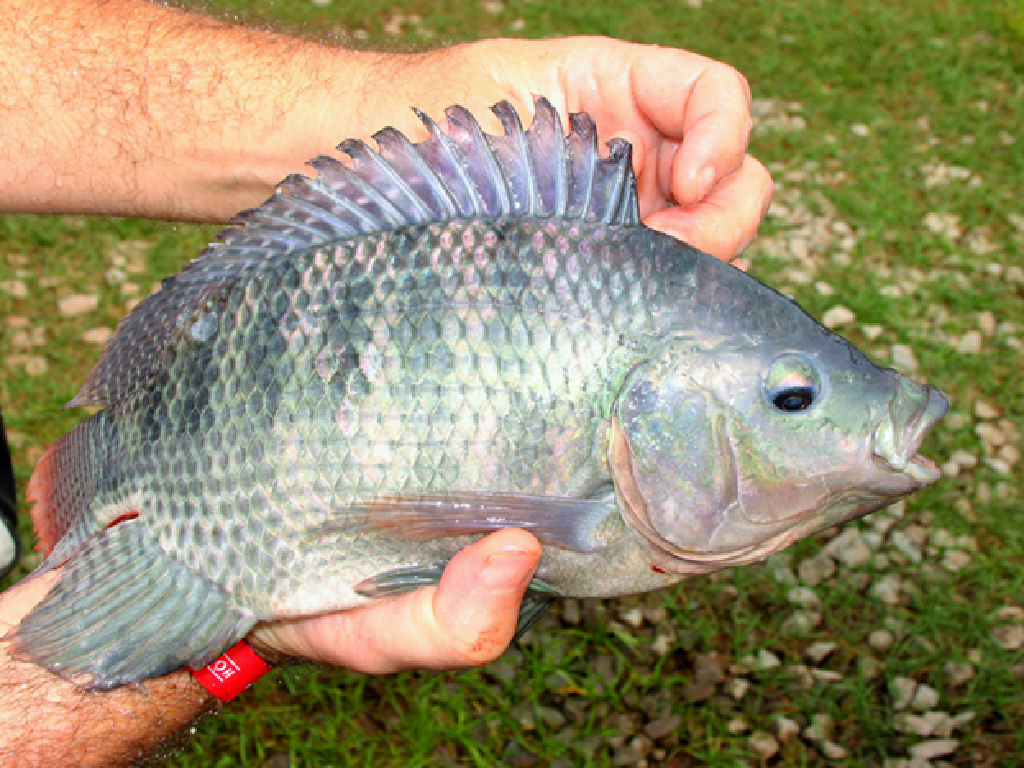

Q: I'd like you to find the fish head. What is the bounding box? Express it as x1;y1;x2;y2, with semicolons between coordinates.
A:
610;326;949;575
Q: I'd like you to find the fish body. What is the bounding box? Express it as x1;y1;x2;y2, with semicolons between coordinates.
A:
9;98;947;688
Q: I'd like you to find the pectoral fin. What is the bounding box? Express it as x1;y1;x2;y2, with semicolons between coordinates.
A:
312;488;618;553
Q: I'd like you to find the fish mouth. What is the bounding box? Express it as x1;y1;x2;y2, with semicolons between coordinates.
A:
871;380;949;489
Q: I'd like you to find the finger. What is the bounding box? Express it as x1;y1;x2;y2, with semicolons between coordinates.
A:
629;58;752;208
250;529;542;674
643;154;773;262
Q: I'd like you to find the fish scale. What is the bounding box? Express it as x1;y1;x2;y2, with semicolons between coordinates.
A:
112;219;658;613
9;97;947;689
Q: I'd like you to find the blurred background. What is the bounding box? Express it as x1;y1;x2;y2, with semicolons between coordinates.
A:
0;0;1021;765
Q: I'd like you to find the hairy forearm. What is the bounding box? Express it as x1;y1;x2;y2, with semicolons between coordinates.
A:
0;0;446;221
0;573;218;767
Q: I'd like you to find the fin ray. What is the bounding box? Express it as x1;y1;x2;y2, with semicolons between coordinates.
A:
312;489;616;553
70;96;639;409
7;521;253;689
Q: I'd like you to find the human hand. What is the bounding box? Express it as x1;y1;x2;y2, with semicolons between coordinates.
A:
248;529;542;673
357;37;772;266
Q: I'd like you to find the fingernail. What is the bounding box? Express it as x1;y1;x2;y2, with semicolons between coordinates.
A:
480;550;536;593
698;165;716;199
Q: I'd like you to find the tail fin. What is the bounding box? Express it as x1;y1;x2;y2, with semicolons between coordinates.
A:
27;412;118;568
7;520;253;689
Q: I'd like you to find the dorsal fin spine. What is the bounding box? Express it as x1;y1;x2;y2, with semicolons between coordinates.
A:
414;108;482;218
69;96;641;409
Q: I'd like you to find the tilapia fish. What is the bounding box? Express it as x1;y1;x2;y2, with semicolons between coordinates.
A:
8;98;948;689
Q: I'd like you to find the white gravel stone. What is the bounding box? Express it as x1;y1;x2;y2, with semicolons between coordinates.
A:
890;530;923;562
993;625;1024;650
851;123;870;137
799;551;836;586
0;279;27;298
783;611;822;634
748;732;779;759
621;606;645;628
984;457;1011;475
757;649;782;669
862;324;884;340
873;573;903;605
652;633;675;656
811;669;843;683
891;344;918;374
804;642;837;664
997;606;1024;621
787;586;822;611
59;294;99;317
974;401;1001;419
999;444;1020;466
909;739;959;760
942;550;972;572
83;327;114;345
893;677;918;710
727;716;749;735
923;212;961;238
827;528;873;567
820;741;847;759
956;534;978;551
897;713;941;736
944;661;975;686
977;311;997;336
870;630;895;652
976;422;1007;446
912;684;939;710
949;450;978;468
803;713;831;742
864;531;884;550
724;677;750;700
775;716;800;743
24;356;47;376
957;331;983;354
822;305;856;328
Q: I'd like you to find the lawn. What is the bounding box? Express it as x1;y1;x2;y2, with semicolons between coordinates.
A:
1;0;1021;765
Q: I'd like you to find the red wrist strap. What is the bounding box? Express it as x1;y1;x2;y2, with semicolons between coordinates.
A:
190;641;272;702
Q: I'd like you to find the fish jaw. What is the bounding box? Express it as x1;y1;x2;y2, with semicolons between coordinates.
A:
870;377;949;489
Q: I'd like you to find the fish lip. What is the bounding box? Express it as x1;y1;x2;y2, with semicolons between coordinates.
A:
871;384;949;485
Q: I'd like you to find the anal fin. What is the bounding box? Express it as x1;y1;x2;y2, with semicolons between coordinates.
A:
354;563;560;643
5;520;253;689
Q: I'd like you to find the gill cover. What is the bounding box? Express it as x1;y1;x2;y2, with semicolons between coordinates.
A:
612;356;739;557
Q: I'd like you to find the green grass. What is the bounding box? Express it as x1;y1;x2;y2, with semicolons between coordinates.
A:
2;0;1023;765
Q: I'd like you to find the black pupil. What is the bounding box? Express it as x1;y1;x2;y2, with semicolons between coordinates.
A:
773;387;814;412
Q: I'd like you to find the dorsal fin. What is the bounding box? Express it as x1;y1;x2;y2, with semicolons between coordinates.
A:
69;96;639;408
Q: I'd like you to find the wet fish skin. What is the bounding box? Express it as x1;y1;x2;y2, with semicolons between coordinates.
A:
7;97;947;689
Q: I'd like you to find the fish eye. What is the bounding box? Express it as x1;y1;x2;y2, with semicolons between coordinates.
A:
763;354;823;415
772;387;815;412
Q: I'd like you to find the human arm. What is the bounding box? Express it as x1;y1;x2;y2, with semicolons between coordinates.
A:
0;0;770;261
0;529;540;767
